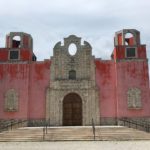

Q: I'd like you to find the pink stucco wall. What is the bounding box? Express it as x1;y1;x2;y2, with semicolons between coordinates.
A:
95;60;116;118
116;61;150;117
0;59;149;120
95;59;150;118
0;61;50;120
28;60;50;119
0;64;30;119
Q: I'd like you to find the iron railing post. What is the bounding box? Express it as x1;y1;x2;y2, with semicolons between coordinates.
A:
46;121;48;134
43;127;45;140
92;118;95;141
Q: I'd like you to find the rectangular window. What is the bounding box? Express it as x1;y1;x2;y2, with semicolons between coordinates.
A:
126;47;136;58
9;50;19;60
69;70;76;80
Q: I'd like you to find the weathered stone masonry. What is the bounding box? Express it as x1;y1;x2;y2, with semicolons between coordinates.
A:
46;35;100;125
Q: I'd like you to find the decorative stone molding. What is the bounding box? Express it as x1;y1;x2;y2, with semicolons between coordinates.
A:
4;89;18;112
127;88;142;109
46;35;100;126
46;87;100;126
83;41;92;49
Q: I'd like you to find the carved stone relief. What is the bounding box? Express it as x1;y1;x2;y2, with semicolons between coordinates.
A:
127;88;142;109
4;89;18;112
46;35;100;126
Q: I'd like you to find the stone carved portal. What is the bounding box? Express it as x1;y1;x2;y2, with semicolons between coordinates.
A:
63;93;82;126
46;35;100;126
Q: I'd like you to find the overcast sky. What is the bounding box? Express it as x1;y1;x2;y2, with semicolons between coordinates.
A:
0;0;150;63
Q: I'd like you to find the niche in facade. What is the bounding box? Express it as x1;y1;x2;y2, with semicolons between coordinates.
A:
69;70;76;80
127;88;142;109
4;89;19;112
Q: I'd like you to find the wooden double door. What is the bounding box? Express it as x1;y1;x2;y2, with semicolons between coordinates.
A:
63;93;82;126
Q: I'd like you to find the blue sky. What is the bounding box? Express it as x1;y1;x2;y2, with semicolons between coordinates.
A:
0;0;150;63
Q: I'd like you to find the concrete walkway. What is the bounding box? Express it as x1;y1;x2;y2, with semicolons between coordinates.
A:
0;141;150;150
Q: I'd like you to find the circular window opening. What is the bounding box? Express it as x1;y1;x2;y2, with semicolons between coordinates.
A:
68;43;77;56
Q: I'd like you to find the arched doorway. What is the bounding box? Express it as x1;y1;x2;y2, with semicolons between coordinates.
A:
63;93;82;126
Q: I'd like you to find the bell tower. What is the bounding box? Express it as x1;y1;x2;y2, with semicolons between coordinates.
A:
0;32;36;63
6;32;33;49
112;29;146;60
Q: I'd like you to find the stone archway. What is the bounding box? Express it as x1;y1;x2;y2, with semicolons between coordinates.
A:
63;93;82;126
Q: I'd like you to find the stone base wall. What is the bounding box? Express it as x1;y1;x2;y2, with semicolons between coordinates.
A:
100;117;117;125
100;117;150;126
27;119;47;127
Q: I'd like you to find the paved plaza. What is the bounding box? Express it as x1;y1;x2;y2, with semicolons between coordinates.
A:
0;141;150;150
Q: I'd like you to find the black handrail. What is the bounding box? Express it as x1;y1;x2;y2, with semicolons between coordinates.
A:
43;119;49;141
92;118;95;140
119;118;150;133
0;119;49;141
43;127;45;140
45;119;48;134
0;119;27;133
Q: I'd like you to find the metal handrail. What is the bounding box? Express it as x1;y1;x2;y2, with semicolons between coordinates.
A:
92;118;95;140
0;119;49;141
120;118;150;133
43;119;49;141
43;127;45;140
0;119;27;133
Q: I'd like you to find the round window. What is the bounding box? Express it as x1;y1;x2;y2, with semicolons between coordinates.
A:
68;43;77;56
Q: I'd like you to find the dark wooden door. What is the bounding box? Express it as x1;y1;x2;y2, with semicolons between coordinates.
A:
63;93;82;126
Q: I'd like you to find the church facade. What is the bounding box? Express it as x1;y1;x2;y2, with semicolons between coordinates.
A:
0;29;149;126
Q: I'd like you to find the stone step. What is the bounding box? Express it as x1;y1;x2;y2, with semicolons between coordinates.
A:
0;126;150;141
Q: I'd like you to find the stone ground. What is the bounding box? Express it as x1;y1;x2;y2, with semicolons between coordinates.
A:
0;141;150;150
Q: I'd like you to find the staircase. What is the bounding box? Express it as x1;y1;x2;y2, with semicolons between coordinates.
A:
0;126;150;142
0;127;43;142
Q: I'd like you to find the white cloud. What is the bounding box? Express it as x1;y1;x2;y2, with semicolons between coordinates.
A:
0;0;150;63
